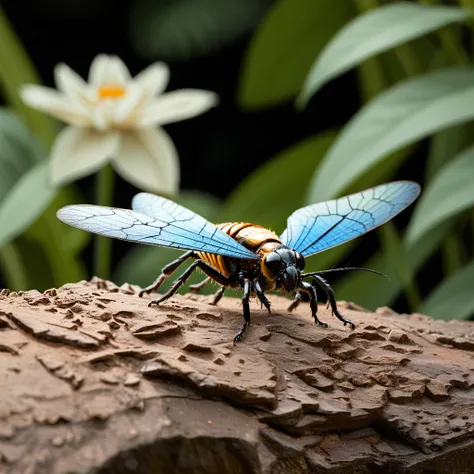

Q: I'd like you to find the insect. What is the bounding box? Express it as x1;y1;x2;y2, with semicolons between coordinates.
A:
57;181;420;341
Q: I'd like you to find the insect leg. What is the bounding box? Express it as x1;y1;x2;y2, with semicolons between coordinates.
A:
287;291;310;312
300;281;328;328
150;260;231;306
254;280;271;314
312;275;355;330
189;277;212;293
139;250;195;297
234;280;251;342
209;286;226;305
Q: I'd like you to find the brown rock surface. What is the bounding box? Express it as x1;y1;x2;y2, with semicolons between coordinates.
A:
0;279;474;473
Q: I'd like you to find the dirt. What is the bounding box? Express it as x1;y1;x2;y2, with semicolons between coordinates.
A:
0;278;474;473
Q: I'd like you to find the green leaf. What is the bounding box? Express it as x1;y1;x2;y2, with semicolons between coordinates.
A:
26;187;89;288
308;67;474;202
0;160;56;248
334;221;451;310
357;36;439;103
420;259;474;320
30;186;92;256
0;9;57;148
238;0;356;109
406;144;474;246
114;190;222;291
130;0;270;61
425;125;469;181
298;2;470;107
0;109;86;289
0;108;44;201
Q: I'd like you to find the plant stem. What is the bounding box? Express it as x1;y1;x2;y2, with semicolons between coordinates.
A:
381;223;422;312
94;165;115;280
442;232;464;276
0;243;29;290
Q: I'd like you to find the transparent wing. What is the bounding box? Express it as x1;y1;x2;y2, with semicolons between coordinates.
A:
57;197;259;260
280;181;420;257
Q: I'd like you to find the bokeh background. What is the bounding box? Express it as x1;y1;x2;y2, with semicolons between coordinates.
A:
1;0;473;321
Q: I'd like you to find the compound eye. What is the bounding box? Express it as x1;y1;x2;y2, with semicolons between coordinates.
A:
296;252;306;271
265;252;283;275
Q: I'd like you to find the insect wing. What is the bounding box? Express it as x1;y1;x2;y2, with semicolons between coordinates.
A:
57;198;258;259
280;181;420;257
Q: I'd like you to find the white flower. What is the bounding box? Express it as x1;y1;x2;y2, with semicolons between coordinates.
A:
20;54;218;194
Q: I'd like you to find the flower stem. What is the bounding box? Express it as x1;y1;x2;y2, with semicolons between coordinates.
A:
94;165;115;280
0;243;29;290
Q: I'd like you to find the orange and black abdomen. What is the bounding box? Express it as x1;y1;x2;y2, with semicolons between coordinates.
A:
196;222;282;277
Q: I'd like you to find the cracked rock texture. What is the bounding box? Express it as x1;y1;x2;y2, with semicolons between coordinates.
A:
1;278;474;474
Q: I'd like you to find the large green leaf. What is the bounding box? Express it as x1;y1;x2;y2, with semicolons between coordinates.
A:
420;259;474;320
0;160;56;248
406;144;474;246
425;125;470;181
0;108;43;201
358;34;440;103
130;0;270;61
238;0;356;109
334;221;452;310
308;67;474;202
298;3;470;107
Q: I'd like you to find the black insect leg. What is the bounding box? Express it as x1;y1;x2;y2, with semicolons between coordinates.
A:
209;286;226;305
254;280;271;314
139;250;194;297
150;260;231;306
189;277;212;293
287;291;310;312
312;275;355;330
234;280;251;342
300;281;328;328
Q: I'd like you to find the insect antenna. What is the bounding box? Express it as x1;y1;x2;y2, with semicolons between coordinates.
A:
301;267;389;280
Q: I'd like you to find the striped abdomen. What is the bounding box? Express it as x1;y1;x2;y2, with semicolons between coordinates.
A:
196;222;281;277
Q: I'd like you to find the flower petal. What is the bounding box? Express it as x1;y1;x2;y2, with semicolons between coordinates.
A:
88;54;109;86
114;85;143;124
137;89;218;127
54;63;87;97
54;63;93;116
112;128;179;195
50;126;121;186
20;85;91;126
133;62;170;98
108;56;131;85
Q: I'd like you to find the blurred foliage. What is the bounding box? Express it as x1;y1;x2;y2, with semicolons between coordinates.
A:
238;0;357;109
2;0;474;322
130;0;271;61
297;2;470;107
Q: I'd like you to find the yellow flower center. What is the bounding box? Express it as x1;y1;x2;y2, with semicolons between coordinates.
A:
97;84;126;99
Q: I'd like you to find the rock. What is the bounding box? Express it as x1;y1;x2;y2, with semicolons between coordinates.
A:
0;278;474;473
